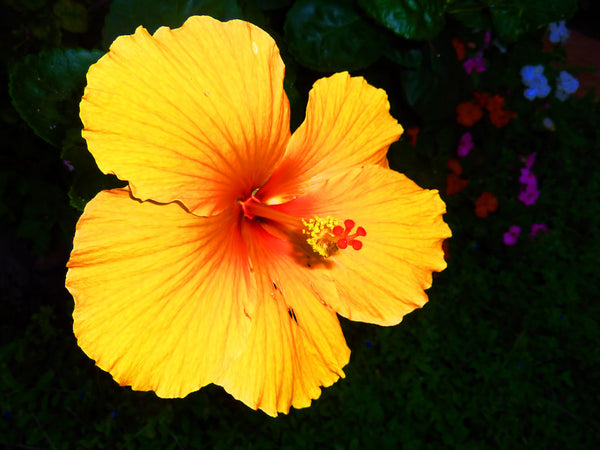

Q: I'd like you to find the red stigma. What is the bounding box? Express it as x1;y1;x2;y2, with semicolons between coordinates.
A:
333;219;366;251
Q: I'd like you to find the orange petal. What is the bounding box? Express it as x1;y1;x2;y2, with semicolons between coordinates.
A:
278;165;451;326
260;72;403;203
81;16;290;216
216;221;349;416
66;189;255;397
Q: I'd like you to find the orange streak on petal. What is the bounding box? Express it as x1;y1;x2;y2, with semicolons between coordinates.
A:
277;165;451;326
260;72;402;203
66;189;255;397
81;16;290;215
216;222;348;416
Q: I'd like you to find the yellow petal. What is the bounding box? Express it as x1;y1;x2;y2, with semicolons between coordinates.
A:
261;72;403;203
81;16;290;216
279;165;451;326
66;189;255;397
216;221;349;416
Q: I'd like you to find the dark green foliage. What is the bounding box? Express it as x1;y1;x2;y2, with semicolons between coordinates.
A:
102;0;245;48
2;0;599;448
8;48;102;147
284;0;386;72
358;0;448;41
488;0;579;42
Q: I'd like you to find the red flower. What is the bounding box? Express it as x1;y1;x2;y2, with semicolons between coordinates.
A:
456;101;483;127
488;108;517;128
446;174;469;195
473;92;490;108
405;127;420;147
452;37;467;61
483;95;517;128
447;158;463;175
484;95;505;112
474;191;498;218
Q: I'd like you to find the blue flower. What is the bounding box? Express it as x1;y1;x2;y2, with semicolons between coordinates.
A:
555;70;579;100
549;21;570;44
521;65;550;100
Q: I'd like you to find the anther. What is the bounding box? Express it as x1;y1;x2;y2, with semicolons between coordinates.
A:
303;217;366;257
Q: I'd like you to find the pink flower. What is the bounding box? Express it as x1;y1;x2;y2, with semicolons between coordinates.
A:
463;51;486;74
524;153;536;169
519;169;536;185
504;225;521;245
518;179;539;205
484;31;491;47
529;223;548;237
457;132;474;157
518;153;539;205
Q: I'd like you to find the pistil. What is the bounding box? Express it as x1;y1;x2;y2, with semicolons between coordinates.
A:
239;195;366;258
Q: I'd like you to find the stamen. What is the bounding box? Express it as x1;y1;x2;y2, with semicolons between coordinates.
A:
302;217;340;258
302;216;366;257
239;193;366;258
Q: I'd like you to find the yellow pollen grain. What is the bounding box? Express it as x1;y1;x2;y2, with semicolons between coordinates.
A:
251;41;258;55
302;216;340;258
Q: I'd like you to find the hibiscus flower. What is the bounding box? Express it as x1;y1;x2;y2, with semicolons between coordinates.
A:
66;16;451;416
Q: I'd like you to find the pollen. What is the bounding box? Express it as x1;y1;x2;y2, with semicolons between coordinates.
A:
302;216;366;257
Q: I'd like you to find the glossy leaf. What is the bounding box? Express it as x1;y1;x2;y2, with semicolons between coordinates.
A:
8;48;102;147
395;38;461;122
102;0;243;48
447;0;492;30
284;0;386;72
490;0;578;42
358;0;448;41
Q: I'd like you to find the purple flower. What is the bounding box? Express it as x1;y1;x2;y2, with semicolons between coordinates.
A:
463;52;486;74
518;185;540;205
457;132;474;157
504;226;521;245
530;223;548;237
63;160;75;172
524;153;536;169
519;169;536;185
518;153;539;205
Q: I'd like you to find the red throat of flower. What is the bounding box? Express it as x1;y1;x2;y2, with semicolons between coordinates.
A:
239;194;366;258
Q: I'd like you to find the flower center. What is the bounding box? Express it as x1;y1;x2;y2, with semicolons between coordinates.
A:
239;195;366;258
302;217;366;257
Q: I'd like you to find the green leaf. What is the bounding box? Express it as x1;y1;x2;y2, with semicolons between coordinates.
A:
358;0;448;41
102;0;244;48
8;48;102;147
284;0;386;72
489;0;578;43
447;0;492;30
61;129;126;211
53;0;89;33
394;37;461;122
